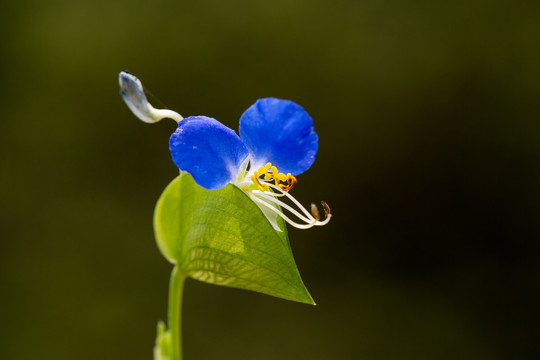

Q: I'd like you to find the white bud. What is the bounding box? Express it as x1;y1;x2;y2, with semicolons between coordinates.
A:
119;71;183;123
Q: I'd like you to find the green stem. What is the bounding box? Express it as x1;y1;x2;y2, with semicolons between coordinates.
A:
168;266;186;360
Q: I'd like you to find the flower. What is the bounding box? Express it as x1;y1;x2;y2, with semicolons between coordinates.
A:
119;72;331;230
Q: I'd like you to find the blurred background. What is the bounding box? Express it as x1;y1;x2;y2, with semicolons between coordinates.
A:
1;0;539;359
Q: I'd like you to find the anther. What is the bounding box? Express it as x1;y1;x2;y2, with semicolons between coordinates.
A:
321;201;331;219
250;162;297;192
251;174;268;191
310;203;320;220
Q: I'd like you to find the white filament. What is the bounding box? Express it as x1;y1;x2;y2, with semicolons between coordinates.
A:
253;191;314;224
265;183;317;220
249;185;331;230
252;198;318;229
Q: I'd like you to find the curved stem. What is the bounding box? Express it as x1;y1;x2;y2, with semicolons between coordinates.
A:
168;266;186;360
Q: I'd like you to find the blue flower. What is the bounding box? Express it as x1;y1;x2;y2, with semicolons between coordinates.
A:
119;72;331;230
169;98;318;189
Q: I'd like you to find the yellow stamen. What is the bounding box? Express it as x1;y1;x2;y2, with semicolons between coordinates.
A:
251;173;268;191
250;162;297;192
280;174;297;191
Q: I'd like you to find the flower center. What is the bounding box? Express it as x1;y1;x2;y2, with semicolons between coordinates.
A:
250;163;297;192
236;159;331;231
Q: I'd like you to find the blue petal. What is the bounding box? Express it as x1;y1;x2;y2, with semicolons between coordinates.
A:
239;98;318;176
169;116;249;190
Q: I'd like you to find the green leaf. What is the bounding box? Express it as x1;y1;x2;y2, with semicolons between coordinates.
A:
154;173;314;304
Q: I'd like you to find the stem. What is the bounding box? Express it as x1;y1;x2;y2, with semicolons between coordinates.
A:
168;266;186;360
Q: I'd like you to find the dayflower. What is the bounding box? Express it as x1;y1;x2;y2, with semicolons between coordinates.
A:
119;71;331;230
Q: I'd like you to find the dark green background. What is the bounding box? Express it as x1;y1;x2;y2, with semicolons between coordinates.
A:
1;0;539;359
